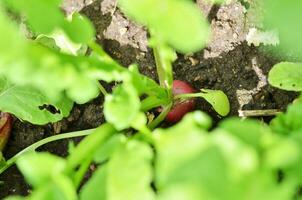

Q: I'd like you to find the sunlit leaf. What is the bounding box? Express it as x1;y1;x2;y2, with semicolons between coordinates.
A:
0;77;73;125
268;62;302;91
200;89;230;116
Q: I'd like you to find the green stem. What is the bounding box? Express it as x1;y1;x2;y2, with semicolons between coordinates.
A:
64;123;115;174
151;36;174;100
148;103;173;130
73;156;93;189
153;45;167;88
98;82;108;96
174;93;204;99
0;129;95;174
141;96;167;112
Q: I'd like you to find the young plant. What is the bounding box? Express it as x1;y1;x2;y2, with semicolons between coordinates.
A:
0;0;233;199
1;0;302;199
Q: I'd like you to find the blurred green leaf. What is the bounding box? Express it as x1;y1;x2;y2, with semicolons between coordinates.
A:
4;0;95;44
270;102;302;135
35;36;60;51
16;153;66;187
0;6;125;104
93;135;124;163
268;62;302;91
63;13;95;44
40;31;86;55
154;112;211;189
264;0;302;56
5;0;64;34
219;118;268;149
264;138;301;169
80;166;108;200
104;82;142;130
118;0;210;53
154;111;296;200
82;139;155;200
107;139;155;200
29;175;76;200
0;77;73;125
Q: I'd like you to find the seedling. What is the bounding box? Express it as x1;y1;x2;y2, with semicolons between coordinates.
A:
0;0;301;198
11;0;299;200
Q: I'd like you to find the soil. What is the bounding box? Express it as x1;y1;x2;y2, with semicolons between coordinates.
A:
0;0;297;198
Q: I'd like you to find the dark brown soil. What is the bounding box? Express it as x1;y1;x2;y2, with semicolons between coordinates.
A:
0;0;297;198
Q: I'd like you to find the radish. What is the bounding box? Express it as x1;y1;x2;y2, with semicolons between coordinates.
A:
165;80;196;123
0;113;13;151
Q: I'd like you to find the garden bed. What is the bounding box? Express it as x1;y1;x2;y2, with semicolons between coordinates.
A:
0;0;297;198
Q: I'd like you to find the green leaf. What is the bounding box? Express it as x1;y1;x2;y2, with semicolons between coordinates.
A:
35;36;60;51
154;111;297;199
0;77;73;125
154;112;211;189
264;138;301;169
104;83;142;130
29;175;77;200
264;0;302;56
200;89;230;116
5;0;64;34
38;31;86;55
219;118;268;149
284;131;302;182
5;0;95;44
128;65;168;99
270;102;302;135
63;13;95;44
80;166;107;200
16;153;66;187
268;62;302;91
0;6;125;105
107;139;155;200
93;134;125;163
154;124;229;199
118;0;210;53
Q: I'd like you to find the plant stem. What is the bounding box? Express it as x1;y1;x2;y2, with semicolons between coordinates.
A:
238;109;282;117
152;37;174;100
0;129;95;174
148;103;173;130
174;93;204;99
141;96;167;112
73;156;93;189
98;82;108;96
64;123;115;174
153;45;167;88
